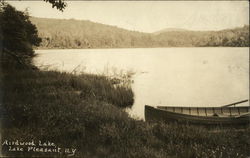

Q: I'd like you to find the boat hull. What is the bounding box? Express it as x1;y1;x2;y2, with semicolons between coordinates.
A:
145;105;250;126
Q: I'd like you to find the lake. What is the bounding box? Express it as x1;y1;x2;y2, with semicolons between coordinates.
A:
34;48;249;119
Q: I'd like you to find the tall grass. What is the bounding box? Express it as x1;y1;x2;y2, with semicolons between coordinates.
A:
1;69;249;158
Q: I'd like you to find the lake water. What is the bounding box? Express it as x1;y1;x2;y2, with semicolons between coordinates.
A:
34;48;249;119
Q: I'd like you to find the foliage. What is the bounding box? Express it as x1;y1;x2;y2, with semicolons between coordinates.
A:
1;69;250;158
30;17;249;49
0;3;41;69
43;0;66;11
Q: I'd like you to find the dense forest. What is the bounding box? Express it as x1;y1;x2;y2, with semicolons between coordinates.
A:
31;17;249;49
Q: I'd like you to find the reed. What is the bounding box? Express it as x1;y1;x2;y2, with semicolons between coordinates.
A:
1;69;249;158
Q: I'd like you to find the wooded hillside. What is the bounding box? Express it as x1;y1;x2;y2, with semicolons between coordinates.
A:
31;17;249;49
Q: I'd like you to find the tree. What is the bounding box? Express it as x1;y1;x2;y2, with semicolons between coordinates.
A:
43;0;66;11
0;3;41;68
0;0;67;69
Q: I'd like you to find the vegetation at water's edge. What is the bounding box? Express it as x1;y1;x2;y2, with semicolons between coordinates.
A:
0;3;41;69
1;2;249;158
1;69;250;158
31;17;249;49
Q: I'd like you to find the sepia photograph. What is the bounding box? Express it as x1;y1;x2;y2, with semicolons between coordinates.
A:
0;0;249;157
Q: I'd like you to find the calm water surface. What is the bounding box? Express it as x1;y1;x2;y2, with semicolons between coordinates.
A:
34;48;249;119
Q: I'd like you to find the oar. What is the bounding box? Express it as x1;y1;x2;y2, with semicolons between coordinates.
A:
221;99;249;107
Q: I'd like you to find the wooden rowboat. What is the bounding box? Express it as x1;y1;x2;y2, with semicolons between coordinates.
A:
145;100;250;126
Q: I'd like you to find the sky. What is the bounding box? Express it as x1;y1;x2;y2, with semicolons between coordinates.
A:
8;1;249;33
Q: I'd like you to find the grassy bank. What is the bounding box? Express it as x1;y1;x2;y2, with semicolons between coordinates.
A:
1;69;249;158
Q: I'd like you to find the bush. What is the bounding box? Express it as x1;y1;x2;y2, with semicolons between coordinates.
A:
0;3;41;69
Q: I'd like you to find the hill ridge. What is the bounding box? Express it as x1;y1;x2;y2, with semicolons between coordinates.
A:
30;17;249;48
